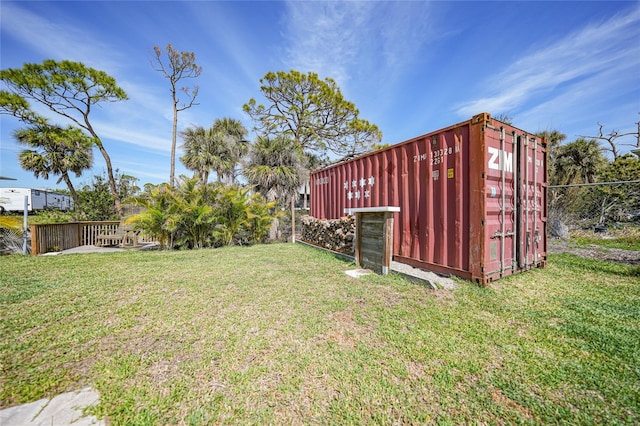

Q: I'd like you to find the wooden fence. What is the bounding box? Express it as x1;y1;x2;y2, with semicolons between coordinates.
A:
29;221;154;255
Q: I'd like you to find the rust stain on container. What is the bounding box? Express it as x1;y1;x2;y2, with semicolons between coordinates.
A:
310;113;548;285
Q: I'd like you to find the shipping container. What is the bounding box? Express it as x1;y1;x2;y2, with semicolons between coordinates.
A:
310;113;547;284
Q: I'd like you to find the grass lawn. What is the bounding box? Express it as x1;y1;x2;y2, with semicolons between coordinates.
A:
570;226;640;251
1;244;639;425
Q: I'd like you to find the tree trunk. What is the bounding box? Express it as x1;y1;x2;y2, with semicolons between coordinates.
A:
61;173;81;220
606;140;619;161
269;217;279;241
170;104;178;187
598;195;619;225
96;142;123;218
303;182;308;210
291;197;296;243
201;170;209;187
84;121;124;218
266;192;279;241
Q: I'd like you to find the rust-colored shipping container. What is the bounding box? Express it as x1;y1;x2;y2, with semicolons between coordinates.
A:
310;113;547;284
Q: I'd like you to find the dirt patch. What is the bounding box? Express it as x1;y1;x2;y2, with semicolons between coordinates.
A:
322;310;360;349
490;387;534;419
148;359;181;384
548;239;640;265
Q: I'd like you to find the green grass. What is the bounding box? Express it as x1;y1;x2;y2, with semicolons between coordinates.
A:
571;226;640;251
1;244;639;424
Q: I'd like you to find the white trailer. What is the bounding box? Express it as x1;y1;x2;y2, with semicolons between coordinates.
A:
0;188;74;213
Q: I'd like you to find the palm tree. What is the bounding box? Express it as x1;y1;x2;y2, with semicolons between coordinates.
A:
243;135;306;240
537;129;566;186
211;117;248;183
180;125;216;186
554;138;604;185
14;124;94;212
180;118;248;186
128;183;176;249
171;177;217;249
245;192;278;244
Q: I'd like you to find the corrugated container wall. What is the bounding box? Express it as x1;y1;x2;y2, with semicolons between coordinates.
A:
310;113;547;284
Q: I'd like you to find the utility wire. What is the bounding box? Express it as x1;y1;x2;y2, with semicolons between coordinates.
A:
549;180;640;189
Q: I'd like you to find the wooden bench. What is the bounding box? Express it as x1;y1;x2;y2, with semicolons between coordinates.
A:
95;223;140;247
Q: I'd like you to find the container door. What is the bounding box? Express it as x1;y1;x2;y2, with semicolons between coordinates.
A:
485;125;545;278
516;133;545;269
483;126;517;277
516;135;525;268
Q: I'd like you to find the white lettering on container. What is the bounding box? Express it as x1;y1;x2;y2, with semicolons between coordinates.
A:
414;153;428;163
487;147;513;173
414;143;459;166
344;176;375;201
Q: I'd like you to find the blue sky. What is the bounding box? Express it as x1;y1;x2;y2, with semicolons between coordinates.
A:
1;0;639;190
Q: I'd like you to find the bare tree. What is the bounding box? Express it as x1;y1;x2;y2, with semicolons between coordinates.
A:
494;113;513;125
151;44;202;186
579;115;640;160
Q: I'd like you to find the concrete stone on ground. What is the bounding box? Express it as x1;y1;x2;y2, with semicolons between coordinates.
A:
345;269;372;278
344;263;457;289
391;261;457;289
0;387;105;426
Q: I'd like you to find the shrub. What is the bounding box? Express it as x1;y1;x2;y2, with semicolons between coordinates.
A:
128;178;277;249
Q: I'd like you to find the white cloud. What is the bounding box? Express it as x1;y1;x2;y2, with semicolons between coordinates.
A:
113;159;171;182
517;59;640;128
94;121;171;152
456;6;640;117
1;3;180;153
1;2;123;71
378;2;435;69
1;6;150;127
282;1;433;87
283;1;371;84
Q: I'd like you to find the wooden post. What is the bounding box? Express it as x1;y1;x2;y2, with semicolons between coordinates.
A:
22;195;28;255
354;212;362;268
382;211;394;275
30;224;38;255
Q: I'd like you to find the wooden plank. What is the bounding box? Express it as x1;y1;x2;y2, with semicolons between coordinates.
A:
355;213;362;268
361;246;383;257
30;225;38;255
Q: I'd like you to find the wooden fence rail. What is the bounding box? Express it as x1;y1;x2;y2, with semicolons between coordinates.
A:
30;221;155;255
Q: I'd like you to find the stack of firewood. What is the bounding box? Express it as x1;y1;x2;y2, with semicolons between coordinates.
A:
301;215;355;254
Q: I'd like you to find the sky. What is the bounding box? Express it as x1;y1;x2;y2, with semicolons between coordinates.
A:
1;0;639;191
